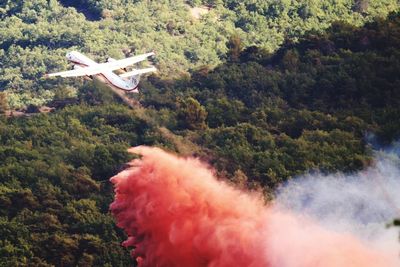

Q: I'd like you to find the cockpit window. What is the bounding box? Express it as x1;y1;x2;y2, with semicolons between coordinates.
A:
66;52;75;60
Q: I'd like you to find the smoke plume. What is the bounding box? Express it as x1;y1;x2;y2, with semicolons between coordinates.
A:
275;155;400;244
110;146;399;267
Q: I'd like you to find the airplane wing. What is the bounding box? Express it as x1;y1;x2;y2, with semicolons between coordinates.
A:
46;68;93;78
103;52;155;70
119;66;157;78
46;52;155;78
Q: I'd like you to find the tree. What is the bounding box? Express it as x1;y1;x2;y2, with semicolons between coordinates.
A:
353;0;369;13
0;92;8;114
177;97;208;130
227;34;243;62
78;81;116;105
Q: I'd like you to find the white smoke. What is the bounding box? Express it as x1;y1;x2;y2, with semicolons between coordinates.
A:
275;150;400;254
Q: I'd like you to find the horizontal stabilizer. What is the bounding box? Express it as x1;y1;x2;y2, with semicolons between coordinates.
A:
119;67;157;78
46;52;156;78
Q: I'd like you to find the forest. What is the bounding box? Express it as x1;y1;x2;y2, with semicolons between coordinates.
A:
1;0;400;266
1;0;398;108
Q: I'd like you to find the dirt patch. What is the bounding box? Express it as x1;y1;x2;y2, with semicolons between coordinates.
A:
4;106;56;117
189;6;210;20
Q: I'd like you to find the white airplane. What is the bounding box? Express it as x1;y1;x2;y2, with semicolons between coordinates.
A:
46;51;156;92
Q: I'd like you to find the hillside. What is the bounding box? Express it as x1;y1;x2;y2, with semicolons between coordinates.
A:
140;12;400;187
0;0;398;108
1;0;400;266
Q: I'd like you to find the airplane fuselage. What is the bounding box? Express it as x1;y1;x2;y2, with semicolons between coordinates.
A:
66;51;139;91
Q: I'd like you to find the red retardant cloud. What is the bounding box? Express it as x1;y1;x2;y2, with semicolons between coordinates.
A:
110;146;398;267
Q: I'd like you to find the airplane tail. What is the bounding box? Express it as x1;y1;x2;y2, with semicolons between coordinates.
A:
128;73;140;89
121;66;156;90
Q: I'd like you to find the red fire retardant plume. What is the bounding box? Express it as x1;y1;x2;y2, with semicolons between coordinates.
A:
110;146;398;267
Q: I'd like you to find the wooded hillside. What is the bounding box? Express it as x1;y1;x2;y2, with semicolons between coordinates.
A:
1;1;400;265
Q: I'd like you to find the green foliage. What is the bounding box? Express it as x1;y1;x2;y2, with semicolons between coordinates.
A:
1;0;398;107
206;97;245;127
78;80;119;106
177;97;208;130
0;104;174;265
227;34;243;62
197;123;368;186
1;1;400;264
141;13;400;186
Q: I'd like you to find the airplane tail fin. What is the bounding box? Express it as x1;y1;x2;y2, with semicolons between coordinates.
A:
120;66;156;90
128;73;140;89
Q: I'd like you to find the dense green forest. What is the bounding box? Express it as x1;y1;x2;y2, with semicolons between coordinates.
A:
0;105;145;266
1;0;400;266
0;0;398;108
140;12;400;186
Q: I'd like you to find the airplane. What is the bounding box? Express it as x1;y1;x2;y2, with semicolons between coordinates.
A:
46;51;156;92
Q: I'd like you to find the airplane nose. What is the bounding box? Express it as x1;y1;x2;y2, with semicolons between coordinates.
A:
66;52;73;60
